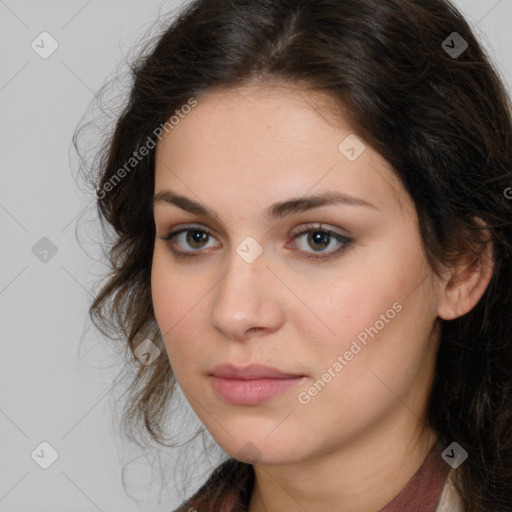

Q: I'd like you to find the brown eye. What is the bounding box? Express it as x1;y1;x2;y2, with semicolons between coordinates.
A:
160;223;352;261
289;224;352;261
185;230;210;249
307;230;331;251
161;226;220;256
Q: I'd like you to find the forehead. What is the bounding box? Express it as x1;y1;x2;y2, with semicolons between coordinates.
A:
154;85;410;219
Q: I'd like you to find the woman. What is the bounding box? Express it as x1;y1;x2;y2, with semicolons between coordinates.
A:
81;0;512;510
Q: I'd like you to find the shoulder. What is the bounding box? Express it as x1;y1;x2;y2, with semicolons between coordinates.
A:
436;471;464;512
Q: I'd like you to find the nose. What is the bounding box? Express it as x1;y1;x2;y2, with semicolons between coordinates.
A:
209;250;286;341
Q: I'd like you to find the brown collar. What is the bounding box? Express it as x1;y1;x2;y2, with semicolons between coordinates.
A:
379;441;451;512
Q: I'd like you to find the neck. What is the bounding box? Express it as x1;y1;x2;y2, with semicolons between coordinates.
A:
247;411;439;512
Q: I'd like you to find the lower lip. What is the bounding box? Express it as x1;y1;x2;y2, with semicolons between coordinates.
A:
210;376;304;405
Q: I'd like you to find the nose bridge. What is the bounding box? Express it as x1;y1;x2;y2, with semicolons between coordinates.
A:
210;245;282;339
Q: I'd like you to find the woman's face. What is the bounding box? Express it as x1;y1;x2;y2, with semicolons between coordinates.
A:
152;85;443;465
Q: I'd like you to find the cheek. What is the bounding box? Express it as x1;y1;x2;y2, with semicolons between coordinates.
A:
299;255;429;389
320;239;428;357
150;250;213;372
151;253;189;357
151;253;177;335
302;270;402;356
299;269;435;414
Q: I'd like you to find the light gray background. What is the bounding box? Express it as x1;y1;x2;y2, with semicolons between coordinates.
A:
1;1;511;511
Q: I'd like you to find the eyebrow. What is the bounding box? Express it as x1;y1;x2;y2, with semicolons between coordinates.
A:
153;189;379;221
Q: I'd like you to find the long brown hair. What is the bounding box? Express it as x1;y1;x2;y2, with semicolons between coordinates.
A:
75;0;512;510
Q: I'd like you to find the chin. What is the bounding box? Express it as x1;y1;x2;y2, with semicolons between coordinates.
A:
211;428;308;466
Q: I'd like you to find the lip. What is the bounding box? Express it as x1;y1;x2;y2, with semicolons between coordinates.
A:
209;363;305;405
210;363;304;380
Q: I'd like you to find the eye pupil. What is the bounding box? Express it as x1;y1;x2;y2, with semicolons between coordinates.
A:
187;230;208;248
309;231;330;251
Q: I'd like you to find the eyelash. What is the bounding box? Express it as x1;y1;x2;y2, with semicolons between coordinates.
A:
160;223;353;261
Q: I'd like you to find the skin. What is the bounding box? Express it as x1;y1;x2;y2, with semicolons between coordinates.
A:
151;84;494;512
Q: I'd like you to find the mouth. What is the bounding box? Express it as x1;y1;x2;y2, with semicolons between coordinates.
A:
209;363;306;405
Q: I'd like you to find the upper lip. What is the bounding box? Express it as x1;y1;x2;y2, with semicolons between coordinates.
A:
209;363;304;380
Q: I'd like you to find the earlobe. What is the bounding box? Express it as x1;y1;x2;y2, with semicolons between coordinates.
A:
437;228;494;321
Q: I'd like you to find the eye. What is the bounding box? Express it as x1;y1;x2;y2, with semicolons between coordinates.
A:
288;223;352;260
160;224;219;258
159;223;352;260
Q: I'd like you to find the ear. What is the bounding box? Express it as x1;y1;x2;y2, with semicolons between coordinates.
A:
437;220;495;321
